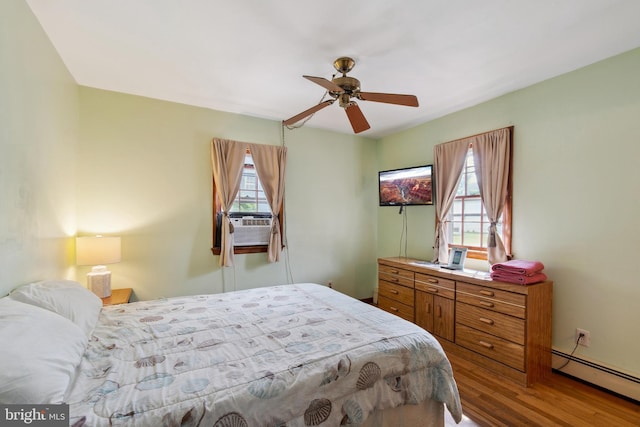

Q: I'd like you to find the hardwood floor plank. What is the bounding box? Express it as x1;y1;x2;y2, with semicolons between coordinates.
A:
446;351;640;426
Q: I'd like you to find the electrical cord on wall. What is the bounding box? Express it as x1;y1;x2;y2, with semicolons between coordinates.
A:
220;260;238;294
280;122;295;285
555;332;584;370
398;205;408;258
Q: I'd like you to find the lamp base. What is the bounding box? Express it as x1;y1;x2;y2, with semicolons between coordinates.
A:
87;266;111;298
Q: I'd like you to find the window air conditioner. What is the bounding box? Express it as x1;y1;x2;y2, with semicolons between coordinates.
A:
231;216;273;246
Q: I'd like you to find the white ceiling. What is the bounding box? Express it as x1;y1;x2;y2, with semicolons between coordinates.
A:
26;0;640;138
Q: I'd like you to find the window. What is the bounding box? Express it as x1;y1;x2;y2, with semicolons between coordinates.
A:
447;146;512;260
212;149;284;255
231;153;270;214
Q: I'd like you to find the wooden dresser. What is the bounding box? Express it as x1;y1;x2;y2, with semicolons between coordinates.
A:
377;263;415;322
377;257;553;386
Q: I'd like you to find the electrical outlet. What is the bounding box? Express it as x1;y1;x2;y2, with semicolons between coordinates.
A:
327;281;333;289
576;328;590;347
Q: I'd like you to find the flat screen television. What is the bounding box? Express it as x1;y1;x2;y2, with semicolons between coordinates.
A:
379;164;433;206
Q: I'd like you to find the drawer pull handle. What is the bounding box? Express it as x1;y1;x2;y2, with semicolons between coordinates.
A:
427;278;439;284
390;289;399;294
391;269;399;274
391;277;399;282
436;306;442;318
479;341;494;349
480;290;494;297
428;287;438;293
389;306;399;312
479;317;495;325
479;301;494;308
426;303;432;314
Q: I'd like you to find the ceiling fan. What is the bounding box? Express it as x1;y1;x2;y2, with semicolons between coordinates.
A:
283;57;419;134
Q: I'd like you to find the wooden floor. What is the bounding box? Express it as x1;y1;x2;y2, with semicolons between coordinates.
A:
446;352;640;426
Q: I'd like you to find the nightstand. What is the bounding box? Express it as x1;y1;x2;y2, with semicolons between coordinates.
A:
101;288;132;306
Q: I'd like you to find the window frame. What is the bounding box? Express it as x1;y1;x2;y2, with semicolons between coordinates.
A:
211;149;284;255
447;139;513;261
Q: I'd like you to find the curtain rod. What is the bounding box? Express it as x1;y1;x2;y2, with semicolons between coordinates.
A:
439;125;514;145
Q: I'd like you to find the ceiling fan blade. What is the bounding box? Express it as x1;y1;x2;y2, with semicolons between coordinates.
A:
283;99;334;126
359;92;419;107
345;103;371;134
303;75;344;93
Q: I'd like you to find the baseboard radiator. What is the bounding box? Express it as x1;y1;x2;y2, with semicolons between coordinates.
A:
552;349;640;402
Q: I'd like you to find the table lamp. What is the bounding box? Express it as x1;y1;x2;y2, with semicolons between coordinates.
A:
76;235;121;298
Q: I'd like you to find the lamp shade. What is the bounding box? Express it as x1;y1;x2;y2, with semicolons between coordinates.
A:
76;236;121;266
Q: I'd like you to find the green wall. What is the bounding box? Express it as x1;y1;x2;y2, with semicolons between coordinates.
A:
77;88;378;301
0;0;79;295
377;47;640;377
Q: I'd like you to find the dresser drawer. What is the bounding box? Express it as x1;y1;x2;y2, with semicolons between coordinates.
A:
456;323;525;371
457;282;525;318
456;301;525;345
415;273;455;299
379;272;414;289
378;295;414;322
379;264;414;279
378;280;415;307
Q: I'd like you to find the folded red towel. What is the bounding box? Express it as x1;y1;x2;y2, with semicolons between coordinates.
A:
490;271;547;285
491;259;544;275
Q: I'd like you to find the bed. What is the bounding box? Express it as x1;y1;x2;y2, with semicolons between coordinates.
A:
0;280;462;426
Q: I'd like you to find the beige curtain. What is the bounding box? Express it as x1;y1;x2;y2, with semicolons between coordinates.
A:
210;138;246;267
472;128;511;264
247;143;287;262
432;139;469;263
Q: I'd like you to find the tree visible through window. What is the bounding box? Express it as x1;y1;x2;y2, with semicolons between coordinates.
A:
447;146;510;260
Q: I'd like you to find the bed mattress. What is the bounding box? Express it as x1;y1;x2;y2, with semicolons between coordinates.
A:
66;283;462;426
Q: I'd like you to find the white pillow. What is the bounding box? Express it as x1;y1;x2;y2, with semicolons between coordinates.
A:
0;298;88;404
9;280;102;337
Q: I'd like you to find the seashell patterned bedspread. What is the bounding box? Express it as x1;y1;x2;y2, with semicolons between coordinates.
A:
66;283;462;426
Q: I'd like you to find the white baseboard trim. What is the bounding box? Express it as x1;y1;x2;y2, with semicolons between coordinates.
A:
552;349;640;402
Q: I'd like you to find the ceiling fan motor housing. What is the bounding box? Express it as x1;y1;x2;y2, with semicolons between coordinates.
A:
331;76;360;94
